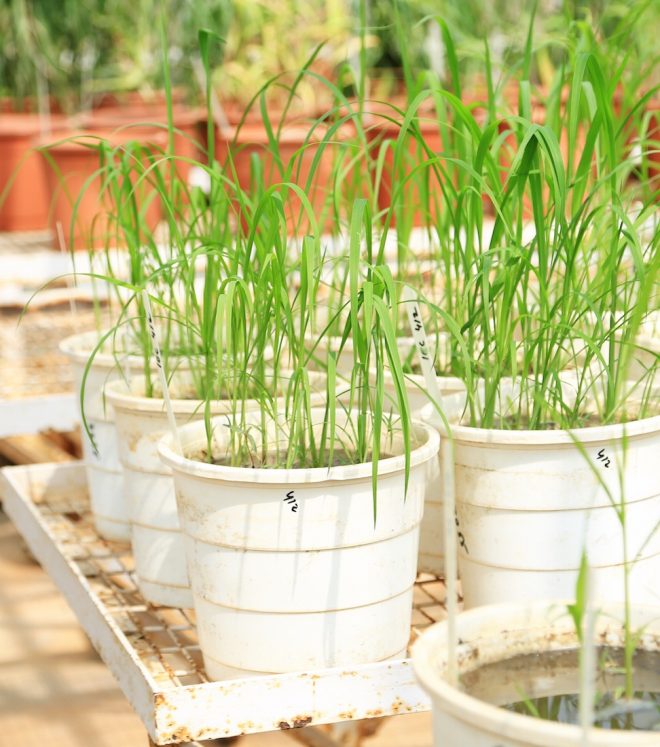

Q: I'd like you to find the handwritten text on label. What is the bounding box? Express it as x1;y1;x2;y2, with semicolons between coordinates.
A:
145;305;163;370
284;490;298;513
596;448;610;468
455;510;469;554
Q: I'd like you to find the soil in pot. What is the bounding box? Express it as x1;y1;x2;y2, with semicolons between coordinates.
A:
463;647;660;732
204;449;394;469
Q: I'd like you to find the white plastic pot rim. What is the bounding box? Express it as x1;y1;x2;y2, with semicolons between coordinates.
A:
326;334;417;352
378;367;465;391
421;403;660;446
105;370;327;416
60;331;145;371
412;600;660;747
105;377;207;416
158;410;440;485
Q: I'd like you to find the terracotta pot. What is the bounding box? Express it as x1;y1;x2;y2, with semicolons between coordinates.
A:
40;127;167;250
214;122;347;235
218;98;325;128
487;104;554;220
647;101;660;194
84;106;203;187
0;97;66;114
92;88;188;114
365;106;443;228
462;78;519;112
0;113;68;231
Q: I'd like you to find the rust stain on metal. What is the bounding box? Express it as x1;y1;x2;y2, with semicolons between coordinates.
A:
154;692;167;707
365;709;383;718
171;727;193;742
390;697;412;714
237;721;256;732
338;710;355;720
278;715;313;729
160;724;220;743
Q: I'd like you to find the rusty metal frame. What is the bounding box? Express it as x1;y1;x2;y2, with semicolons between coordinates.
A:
0;461;450;745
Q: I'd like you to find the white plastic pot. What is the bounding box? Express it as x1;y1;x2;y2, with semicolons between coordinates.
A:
158;408;440;678
60;331;147;541
379;377;465;577
105;375;206;608
386;370;466;419
441;414;660;608
413;600;660;747
105;372;327;608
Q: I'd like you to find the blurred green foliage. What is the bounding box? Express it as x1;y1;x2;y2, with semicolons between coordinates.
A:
0;0;657;110
0;0;230;109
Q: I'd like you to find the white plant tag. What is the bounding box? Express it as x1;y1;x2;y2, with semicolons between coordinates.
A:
401;285;445;413
141;289;182;455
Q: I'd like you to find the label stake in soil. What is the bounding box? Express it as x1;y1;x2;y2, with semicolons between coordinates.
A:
402;286;445;412
141;289;182;455
403;285;457;687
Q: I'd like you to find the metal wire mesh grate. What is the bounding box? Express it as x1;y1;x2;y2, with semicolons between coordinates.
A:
0;308;99;400
38;483;458;690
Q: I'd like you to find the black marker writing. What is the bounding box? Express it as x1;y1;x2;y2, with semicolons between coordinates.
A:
596;448;610;468
455;511;469;554
284;490;298;513
88;421;100;458
145;306;163;370
411;305;423;332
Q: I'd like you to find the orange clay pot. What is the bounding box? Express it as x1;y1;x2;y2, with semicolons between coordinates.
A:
647;101;660;196
40;128;167;250
485;104;558;220
0;112;69;231
92;88;188;114
365;106;443;228
83;106;203;187
214;122;347;236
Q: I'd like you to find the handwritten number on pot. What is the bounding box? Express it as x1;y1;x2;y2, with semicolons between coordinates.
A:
88;422;100;459
284;490;298;513
455;511;469;554
596;448;611;468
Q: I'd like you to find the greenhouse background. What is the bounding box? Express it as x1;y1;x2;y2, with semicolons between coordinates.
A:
0;0;658;745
